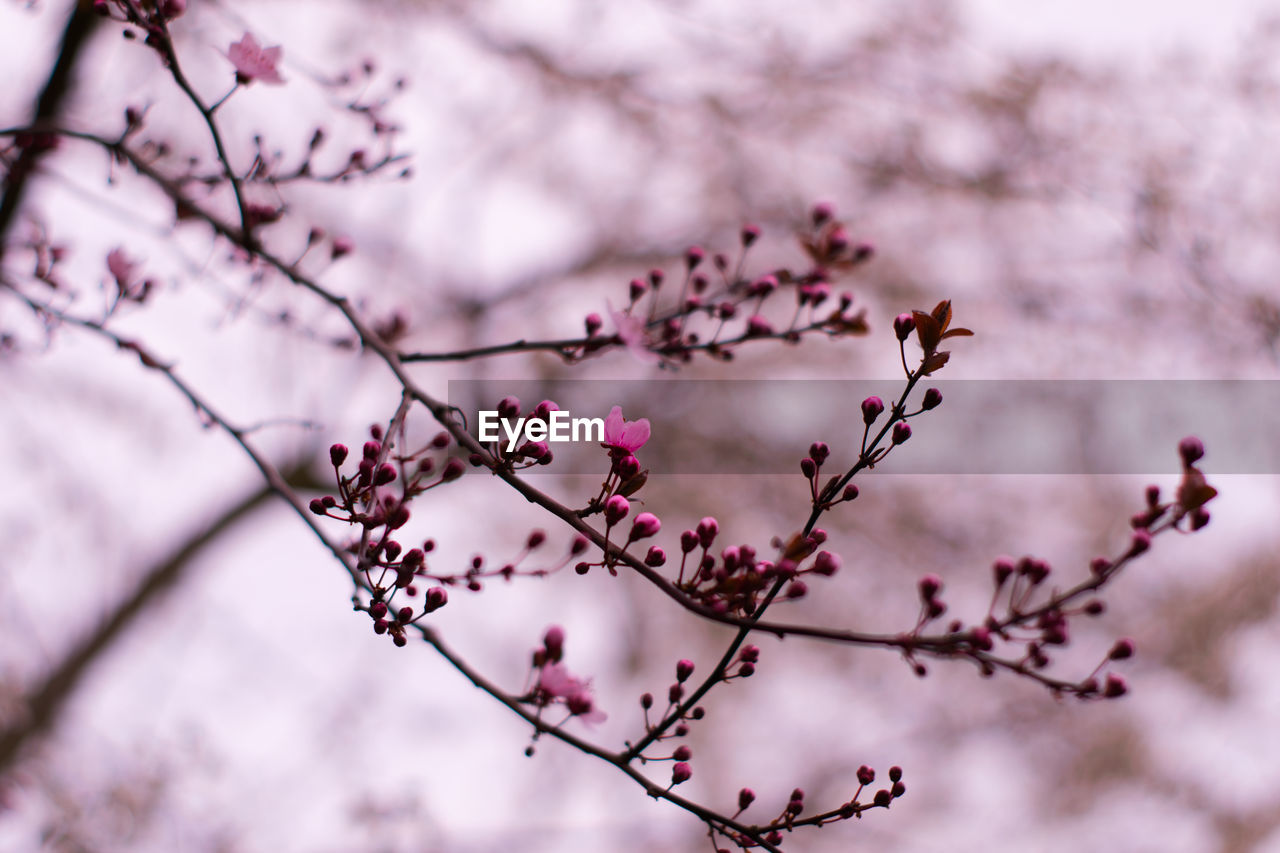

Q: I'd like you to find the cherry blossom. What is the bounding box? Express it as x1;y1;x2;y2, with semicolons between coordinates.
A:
228;33;285;86
609;306;660;363
602;406;650;454
538;662;607;726
105;247;138;287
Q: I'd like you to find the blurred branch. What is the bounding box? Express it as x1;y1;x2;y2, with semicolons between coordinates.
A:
0;0;100;258
0;480;272;777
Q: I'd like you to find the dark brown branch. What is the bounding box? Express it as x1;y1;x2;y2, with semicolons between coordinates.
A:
0;0;101;258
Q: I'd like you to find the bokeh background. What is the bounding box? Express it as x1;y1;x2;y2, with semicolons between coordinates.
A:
2;0;1279;850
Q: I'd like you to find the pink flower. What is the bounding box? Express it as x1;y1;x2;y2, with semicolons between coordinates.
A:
228;33;284;86
106;247;138;287
609;306;660;364
538;663;607;727
602;406;650;454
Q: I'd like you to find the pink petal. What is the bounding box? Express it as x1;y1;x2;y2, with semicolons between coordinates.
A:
619;418;650;452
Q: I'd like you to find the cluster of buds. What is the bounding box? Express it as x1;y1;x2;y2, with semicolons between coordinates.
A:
634;657;708;768
716;765;905;850
570;208;871;366
669;517;842;614
898;438;1216;697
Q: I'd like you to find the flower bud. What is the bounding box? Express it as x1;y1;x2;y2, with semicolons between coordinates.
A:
1103;673;1128;698
644;546;666;567
605;494;630;526
1178;436;1205;467
922;387;942;410
629;511;661;540
676;659;695;682
1108;638;1134;660
696;517;719;547
892;422;912;444
543;625;565;659
329;444;348;466
680;530;698;553
812;550;841;576
738;787;756;810
893;312;916;341
861;396;884;424
671;762;692;785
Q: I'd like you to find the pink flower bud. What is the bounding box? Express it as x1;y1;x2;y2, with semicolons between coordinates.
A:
585;313;603;336
673;745;692;761
861;396;884;424
857;765;875;786
922;387;943;410
993;556;1015;587
615;454;641;480
811;202;834;225
842;484;859;502
544;625;565;658
671;762;692;785
738;787;756;810
1109;638;1134;660
800;457;817;479
374;463;397;485
1127;529;1151;557
1178;436;1205;467
526;530;546;549
329;443;348;466
892;422;912;444
1103;673;1127;698
331;236;353;259
746;315;773;337
629;278;646;301
498;396;520;420
441;458;465;481
644;546;666;567
629;512;661;540
426;587;448;610
919;574;942;601
685;245;705;270
893;312;916;341
605;494;630;526
676;659;695;682
786;580;808;599
696;517;719;547
741;225;760;247
812;550;841;576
